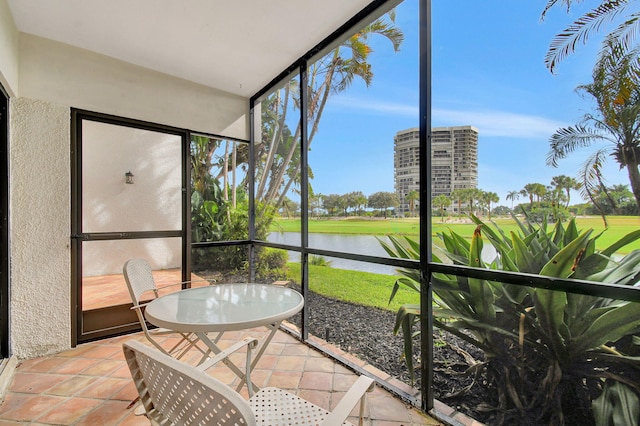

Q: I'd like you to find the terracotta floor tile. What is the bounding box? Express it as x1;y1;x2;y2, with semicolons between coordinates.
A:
54;358;101;375
253;353;278;369
264;342;285;355
111;381;140;402
273;333;299;345
76;377;130;399
0;420;26;426
56;345;95;358
37;397;102;425
274;355;306;371
266;370;302;390
78;359;123;377
109;363;134;379
368;391;414;423
305;356;335;373
46;376;96;397
0;329;446;426
299;371;333;391
297;388;331;409
283;343;310;356
74;400;131;426
333;373;359;392
0;393;65;422
9;372;68;393
80;345;122;360
20;357;70;373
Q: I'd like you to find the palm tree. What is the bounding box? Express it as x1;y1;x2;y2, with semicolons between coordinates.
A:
482;191;499;219
551;175;580;207
506;190;520;210
466;188;483;215
542;0;639;75
522;183;547;207
279;197;298;218
309;192;323;217
432;194;451;221
405;190;419;217
547;37;640;214
450;189;464;215
256;13;404;207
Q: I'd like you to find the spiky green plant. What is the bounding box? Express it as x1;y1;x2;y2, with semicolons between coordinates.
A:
380;215;640;425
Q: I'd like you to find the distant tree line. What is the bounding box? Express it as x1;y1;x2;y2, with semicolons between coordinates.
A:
277;175;638;220
279;191;400;218
506;175;638;220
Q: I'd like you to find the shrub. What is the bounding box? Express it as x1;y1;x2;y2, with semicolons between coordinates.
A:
309;255;332;266
380;214;640;425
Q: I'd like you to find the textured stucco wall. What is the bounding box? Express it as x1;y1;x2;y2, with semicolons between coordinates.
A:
10;98;70;358
0;0;19;96
4;28;252;358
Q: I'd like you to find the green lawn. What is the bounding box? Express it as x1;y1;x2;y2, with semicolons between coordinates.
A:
275;215;640;313
285;262;418;313
271;216;640;254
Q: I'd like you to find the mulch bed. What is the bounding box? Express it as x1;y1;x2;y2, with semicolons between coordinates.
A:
287;284;489;423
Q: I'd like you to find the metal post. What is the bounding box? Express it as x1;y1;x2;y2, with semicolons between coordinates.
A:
300;62;310;340
419;0;434;413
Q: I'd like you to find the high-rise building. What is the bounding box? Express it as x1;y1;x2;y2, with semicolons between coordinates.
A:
394;126;478;215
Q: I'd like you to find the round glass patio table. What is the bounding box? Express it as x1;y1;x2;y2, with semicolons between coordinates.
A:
144;283;304;333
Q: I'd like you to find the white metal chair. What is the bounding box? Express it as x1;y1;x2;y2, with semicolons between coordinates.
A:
123;339;376;426
123;258;210;360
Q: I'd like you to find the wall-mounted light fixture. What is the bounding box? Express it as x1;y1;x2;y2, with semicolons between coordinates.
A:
125;171;134;184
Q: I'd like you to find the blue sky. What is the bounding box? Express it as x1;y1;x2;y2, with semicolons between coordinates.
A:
306;0;630;207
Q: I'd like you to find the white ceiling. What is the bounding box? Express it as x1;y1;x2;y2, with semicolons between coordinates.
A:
7;0;377;98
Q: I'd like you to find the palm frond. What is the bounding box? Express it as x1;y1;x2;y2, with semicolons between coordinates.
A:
545;0;631;73
578;148;612;199
547;125;605;167
363;19;404;52
541;0;579;19
608;12;640;58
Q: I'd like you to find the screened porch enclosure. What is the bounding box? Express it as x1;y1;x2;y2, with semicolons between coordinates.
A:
3;0;640;424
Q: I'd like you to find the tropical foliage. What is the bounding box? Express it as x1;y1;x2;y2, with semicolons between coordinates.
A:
581;184;640;216
542;0;640;75
380;215;640;425
547;33;640;215
191;135;277;274
367;191;400;218
255;13;403;211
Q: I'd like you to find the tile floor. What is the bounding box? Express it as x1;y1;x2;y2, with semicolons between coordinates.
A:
81;269;209;311
14;272;482;425
0;327;451;426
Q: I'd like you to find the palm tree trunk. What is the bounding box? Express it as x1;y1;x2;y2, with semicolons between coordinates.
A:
232;143;237;208
265;123;301;204
223;141;230;222
257;86;290;201
625;162;640;214
271;60;336;207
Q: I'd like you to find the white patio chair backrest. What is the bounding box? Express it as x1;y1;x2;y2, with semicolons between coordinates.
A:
124;339;375;426
123;340;256;426
123;258;159;305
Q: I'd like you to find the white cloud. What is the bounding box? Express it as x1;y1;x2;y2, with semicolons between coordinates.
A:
434;108;569;139
332;96;569;139
332;96;419;116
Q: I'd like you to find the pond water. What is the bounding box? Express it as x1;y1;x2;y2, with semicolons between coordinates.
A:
266;232;401;275
267;232;500;276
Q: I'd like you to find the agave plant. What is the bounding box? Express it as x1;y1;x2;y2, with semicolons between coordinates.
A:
380;215;640;425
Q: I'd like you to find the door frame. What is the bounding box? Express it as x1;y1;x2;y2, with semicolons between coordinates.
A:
70;109;191;345
0;83;9;357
